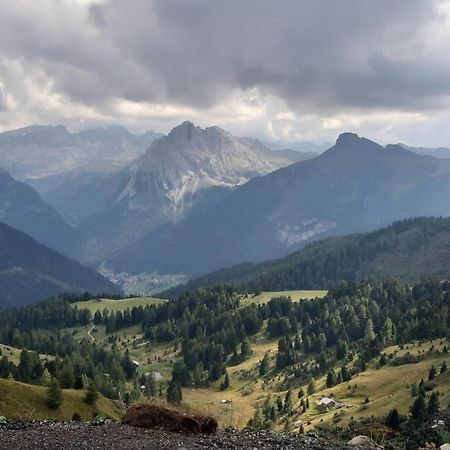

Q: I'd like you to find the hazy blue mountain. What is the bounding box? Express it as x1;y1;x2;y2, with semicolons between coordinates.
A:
0;221;121;308
0;169;84;257
399;143;450;160
264;139;329;154
0;124;161;180
105;133;450;278
28;168;130;223
164;217;450;297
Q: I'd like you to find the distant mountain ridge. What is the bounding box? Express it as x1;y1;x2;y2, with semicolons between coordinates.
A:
105;133;450;279
399;143;450;160
0;124;161;180
0;169;83;257
0;221;121;308
163;216;450;297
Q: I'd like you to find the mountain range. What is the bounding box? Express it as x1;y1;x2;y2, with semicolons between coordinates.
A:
65;121;307;260
104;132;450;280
0;221;121;308
0;124;161;180
3;121;450;296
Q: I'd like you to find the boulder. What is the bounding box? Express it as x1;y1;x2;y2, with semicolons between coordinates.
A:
348;435;384;449
122;404;218;435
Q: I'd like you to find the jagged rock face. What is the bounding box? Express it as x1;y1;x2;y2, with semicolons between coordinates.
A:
117;121;293;222
78;122;299;261
0;125;160;179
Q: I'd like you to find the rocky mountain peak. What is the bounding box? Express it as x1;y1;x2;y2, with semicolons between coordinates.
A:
335;132;360;146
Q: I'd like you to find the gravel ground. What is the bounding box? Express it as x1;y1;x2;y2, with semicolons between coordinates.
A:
0;421;352;450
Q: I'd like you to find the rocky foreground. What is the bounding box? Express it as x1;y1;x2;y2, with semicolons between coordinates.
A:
0;420;354;450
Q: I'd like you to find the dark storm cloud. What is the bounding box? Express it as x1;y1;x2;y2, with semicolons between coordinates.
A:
0;0;449;114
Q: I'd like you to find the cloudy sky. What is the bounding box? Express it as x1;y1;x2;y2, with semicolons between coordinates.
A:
1;0;450;147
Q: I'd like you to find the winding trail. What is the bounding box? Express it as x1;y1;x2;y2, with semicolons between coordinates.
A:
87;322;96;342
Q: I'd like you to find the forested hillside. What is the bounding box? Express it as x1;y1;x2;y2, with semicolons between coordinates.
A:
0;222;121;308
2;279;450;447
165;217;450;296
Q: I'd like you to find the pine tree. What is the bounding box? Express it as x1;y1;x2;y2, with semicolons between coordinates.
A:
277;396;283;412
410;395;426;424
84;381;99;405
341;366;352;382
284;390;293;412
59;363;75;389
385;409;400;430
326;370;336;388
428;365;437;381
307;378;316;395
259;352;270;376
427;392;440;416
220;372;230;391
167;380;182;404
145;374;157;397
440;361;447;374
240;338;252;360
364;319;376;342
46;378;63;409
39;368;51;387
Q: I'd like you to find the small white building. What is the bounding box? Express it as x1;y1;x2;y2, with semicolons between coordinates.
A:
316;397;337;411
144;371;163;380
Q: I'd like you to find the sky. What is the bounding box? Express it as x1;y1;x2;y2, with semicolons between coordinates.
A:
1;0;450;147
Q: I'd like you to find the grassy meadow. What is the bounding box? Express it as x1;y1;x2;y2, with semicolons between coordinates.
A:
0;378;122;421
72;296;166;314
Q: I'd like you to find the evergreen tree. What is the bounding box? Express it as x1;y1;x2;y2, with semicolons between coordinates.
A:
39;368;51;387
284;390;293;412
364;319;376;343
84;381;99;405
220;372;230;391
46;378;63;409
440;361;447;374
307;378;316;395
341;366;352;382
427;392;440;416
59;362;75;389
259;352;270;376
410;395;426;424
326;370;336;388
428;365;437;381
385;409;400;430
167;380;182;404
144;374;157;397
240;338;252;360
277;396;283;412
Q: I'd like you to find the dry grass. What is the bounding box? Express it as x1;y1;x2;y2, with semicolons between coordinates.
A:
0;378;123;421
240;290;327;306
72;297;166;314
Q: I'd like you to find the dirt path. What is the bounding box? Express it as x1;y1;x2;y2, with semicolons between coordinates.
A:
87;322;95;342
